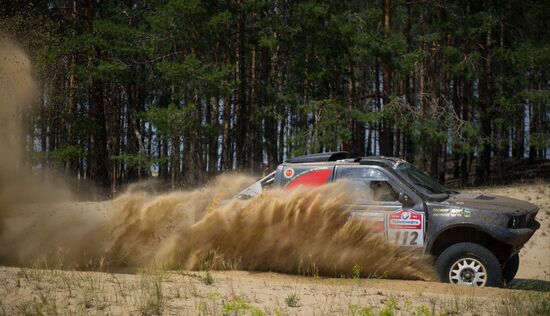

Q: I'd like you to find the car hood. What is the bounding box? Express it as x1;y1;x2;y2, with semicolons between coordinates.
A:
444;193;538;214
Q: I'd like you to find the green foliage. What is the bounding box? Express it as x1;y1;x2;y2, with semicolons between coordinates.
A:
413;117;448;149
202;270;214;286
352;263;361;279
414;304;433;316
221;297;252;316
452;122;481;155
530;133;550;150
291;99;352;154
111;154;151;168
158;56;201;83
348;304;374;316
4;0;550;189
49;146;85;164
497;292;550;316
285;293;300;308
143;103;200;138
93;61;128;80
379;297;398;316
352;110;381;124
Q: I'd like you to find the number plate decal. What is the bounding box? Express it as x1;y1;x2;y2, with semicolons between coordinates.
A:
387;209;424;247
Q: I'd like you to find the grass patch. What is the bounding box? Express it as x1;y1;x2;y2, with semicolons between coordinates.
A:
379;297;398;316
285;293;300;308
414;304;434;316
138;272;164;316
202;270;214;286
348;304;374;316
497;292;550;316
352;263;362;286
221;297;264;316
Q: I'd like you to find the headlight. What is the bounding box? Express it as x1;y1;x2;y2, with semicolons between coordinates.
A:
508;216;522;228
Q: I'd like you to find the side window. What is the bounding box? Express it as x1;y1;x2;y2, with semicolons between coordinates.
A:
339;167;399;202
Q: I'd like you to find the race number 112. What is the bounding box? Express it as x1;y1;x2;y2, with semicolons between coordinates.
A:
393;230;419;246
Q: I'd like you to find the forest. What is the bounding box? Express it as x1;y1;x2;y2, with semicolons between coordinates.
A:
1;0;549;195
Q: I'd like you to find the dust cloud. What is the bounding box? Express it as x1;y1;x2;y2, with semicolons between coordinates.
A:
149;182;435;280
1;176;434;281
0;36;73;205
0;36;36;188
0;37;434;281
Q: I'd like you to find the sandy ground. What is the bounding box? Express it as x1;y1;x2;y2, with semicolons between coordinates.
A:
0;182;549;315
0;267;548;315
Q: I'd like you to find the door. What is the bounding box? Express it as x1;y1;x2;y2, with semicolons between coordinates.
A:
336;165;426;249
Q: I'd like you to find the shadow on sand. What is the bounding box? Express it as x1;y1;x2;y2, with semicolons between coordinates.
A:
509;278;550;292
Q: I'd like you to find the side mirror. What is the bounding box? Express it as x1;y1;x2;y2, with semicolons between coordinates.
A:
399;192;414;206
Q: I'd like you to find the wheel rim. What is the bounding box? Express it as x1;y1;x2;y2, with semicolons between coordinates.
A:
449;258;487;286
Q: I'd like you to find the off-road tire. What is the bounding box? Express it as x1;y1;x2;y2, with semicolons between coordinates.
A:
436;242;502;287
503;253;520;285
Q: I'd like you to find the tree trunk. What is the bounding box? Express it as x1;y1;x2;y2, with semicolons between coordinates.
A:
380;0;393;156
208;97;219;175
222;96;232;170
89;79;110;192
475;27;493;184
235;0;249;169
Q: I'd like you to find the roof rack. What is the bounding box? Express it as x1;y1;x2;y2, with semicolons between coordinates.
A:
285;151;349;163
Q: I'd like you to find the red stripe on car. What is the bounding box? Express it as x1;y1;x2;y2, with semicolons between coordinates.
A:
286;169;332;189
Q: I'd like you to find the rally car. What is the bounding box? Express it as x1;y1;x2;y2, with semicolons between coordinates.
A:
238;152;540;287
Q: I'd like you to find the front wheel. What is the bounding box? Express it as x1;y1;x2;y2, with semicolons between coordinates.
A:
436;242;502;287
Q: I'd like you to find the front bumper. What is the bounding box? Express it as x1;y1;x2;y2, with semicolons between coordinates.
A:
494;220;540;250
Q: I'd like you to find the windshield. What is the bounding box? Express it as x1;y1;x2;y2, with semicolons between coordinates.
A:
396;162;452;198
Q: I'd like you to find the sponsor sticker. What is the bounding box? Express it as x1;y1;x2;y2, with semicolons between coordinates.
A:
388;209;423;229
284;167;295;179
294;166;331;177
387;209;424;247
432;208;464;217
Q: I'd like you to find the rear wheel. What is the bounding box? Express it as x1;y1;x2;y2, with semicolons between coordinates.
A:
503;253;520;285
436;242;502;287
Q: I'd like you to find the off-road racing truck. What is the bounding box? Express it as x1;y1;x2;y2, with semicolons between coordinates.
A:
238;152;540;287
